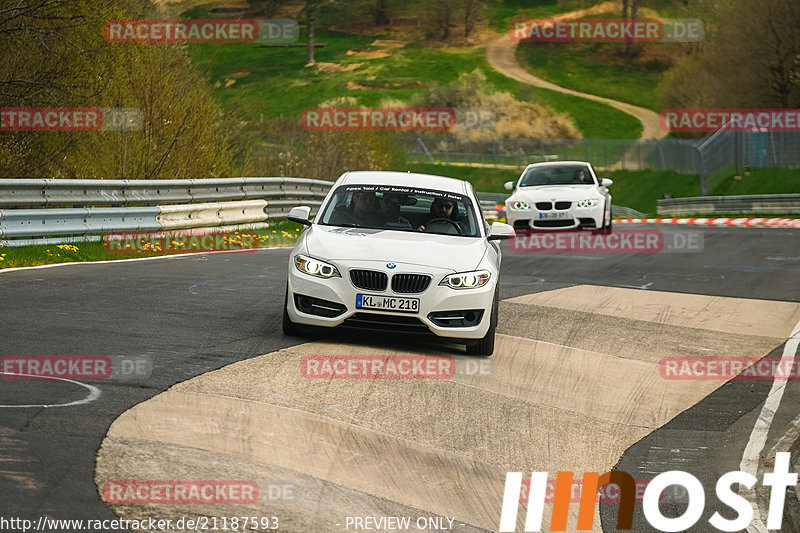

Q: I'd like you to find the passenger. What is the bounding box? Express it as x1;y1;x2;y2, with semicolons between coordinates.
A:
330;190;383;226
380;193;411;227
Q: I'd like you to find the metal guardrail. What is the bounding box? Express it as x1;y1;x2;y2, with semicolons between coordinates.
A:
657;194;800;216
0;177;669;246
0;178;329;245
0;178;508;246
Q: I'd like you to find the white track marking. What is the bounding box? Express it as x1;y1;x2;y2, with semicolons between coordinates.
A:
740;319;800;532
0;372;101;408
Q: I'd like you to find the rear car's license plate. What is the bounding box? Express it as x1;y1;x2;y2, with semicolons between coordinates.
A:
356;294;420;313
539;212;569;219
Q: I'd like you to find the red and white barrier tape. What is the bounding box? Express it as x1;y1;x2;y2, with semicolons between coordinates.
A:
617;218;800;228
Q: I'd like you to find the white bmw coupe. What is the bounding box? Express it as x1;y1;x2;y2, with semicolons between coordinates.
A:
282;170;514;356
504;161;613;231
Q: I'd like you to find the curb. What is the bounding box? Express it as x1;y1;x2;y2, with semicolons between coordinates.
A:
617;218;800;228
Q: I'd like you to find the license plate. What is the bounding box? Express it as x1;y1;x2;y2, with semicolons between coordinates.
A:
539;212;569;219
356;294;420;313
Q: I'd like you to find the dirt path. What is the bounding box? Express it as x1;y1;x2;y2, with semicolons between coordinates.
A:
485;2;666;141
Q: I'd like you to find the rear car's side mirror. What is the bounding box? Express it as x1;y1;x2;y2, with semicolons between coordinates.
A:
504;181;516;191
288;206;312;226
488;221;515;240
601;178;613;187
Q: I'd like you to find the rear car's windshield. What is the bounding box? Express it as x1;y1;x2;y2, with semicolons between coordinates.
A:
317;185;481;237
519;165;596;186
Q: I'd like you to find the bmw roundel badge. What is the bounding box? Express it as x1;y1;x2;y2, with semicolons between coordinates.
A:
387;263;396;269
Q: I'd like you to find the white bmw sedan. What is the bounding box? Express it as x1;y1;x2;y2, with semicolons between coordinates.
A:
504;161;613;231
282;170;514;356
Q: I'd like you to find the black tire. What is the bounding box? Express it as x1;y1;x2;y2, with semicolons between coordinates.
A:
465;287;498;356
282;284;300;336
602;205;613;232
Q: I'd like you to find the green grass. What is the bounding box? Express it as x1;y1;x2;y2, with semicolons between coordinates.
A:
487;0;605;32
603;169;701;214
711;168;800;196
0;222;304;269
515;41;665;111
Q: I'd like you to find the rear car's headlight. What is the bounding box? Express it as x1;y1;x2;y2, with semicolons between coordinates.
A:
510;201;530;210
294;254;340;279
577;198;600;208
440;270;491;290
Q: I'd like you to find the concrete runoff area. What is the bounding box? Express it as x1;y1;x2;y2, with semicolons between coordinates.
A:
95;285;800;532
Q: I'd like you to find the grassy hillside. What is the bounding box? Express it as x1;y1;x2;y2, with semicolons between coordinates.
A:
185;19;643;138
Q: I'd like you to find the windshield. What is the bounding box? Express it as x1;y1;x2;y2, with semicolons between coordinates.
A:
317;185;481;238
519;165;596;186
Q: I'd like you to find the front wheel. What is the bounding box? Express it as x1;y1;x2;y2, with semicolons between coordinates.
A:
465;288;498;356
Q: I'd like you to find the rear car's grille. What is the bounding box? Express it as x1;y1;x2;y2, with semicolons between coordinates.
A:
342;313;431;334
391;274;432;294
535;202;552;210
533;219;574;228
350;269;388;291
555;201;571;210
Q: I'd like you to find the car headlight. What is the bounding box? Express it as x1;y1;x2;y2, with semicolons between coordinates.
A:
440;270;491;290
511;201;530;210
577;198;600;208
294;254;340;278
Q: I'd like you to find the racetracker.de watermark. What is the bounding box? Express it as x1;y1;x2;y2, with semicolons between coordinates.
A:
103;231;260;255
104;19;298;43
0;355;153;380
510;18;703;43
509;229;703;254
102;480;259;504
661;108;800;132
661;356;800;380
0;108;143;132
300;107;456;132
300;355;495;380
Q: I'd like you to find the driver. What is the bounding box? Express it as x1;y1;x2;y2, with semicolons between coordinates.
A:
572;168;589;183
418;197;463;232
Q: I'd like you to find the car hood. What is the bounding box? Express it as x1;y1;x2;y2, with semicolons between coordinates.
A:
301;226;487;272
511;184;600;201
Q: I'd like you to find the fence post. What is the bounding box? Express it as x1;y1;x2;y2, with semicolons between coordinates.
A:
637;142;643;169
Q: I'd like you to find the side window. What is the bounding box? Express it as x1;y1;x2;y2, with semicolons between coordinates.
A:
468;184;488;235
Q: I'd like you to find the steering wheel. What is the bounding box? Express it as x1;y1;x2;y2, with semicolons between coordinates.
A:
424;218;463;235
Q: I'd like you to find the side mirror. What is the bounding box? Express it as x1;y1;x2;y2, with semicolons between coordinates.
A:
288;206;312;226
488;221;515;241
504;181;516;191
601;178;613;187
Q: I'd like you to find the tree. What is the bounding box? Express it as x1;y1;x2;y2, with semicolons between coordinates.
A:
375;0;389;25
464;0;482;37
659;0;800;110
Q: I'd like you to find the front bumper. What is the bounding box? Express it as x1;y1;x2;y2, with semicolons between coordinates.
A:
505;203;604;230
286;262;494;340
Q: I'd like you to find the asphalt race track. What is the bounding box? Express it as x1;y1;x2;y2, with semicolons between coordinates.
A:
1;224;799;532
